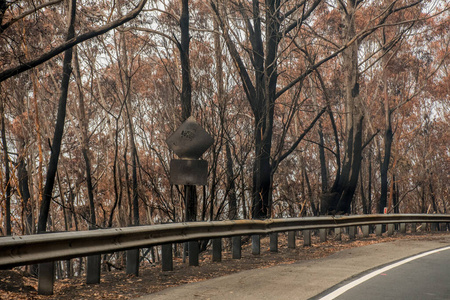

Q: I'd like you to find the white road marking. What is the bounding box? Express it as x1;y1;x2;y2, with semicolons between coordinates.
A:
319;245;450;300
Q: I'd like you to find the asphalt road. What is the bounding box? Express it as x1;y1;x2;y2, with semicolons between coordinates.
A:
322;246;450;300
136;235;450;300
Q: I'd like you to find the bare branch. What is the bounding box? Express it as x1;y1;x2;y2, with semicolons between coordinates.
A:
273;106;327;171
209;0;257;111
283;0;322;36
1;0;63;34
0;0;148;83
123;26;178;44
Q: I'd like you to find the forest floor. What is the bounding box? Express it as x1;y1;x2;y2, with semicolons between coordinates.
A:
1;231;448;300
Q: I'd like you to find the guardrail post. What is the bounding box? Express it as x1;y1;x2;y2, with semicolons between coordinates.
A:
348;226;356;240
232;236;241;259
188;241;199;266
319;229;327;242
252;235;260;255
38;262;55;295
86;254;101;284
376;224;383;236
400;223;406;234
430;222;436;231
270;232;278;252
387;223;394;236
411;223;416;233
421;222;427;232
162;244;173;271
362;225;369;238
126;249;139;276
212;238;222;262
334;228;341;241
303;230;311;246
288;231;296;249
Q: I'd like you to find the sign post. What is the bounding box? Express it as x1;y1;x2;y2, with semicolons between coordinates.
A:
166;117;213;266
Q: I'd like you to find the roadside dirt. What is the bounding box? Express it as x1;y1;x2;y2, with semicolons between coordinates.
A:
1;231;448;300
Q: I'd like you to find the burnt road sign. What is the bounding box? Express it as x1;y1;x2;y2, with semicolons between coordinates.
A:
166;116;214;159
166;117;214;186
169;159;208;186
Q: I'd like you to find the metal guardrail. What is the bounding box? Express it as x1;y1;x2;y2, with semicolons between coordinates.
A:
1;214;449;269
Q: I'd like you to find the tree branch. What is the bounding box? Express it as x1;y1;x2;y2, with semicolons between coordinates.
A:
210;0;257;111
0;0;147;83
0;0;63;34
124;26;178;44
283;0;322;36
273;106;327;171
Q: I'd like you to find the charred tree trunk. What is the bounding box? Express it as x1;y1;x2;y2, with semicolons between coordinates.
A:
393;175;399;213
226;143;237;220
360;169;368;214
73;48;96;228
37;0;76;233
252;115;273;219
379;123;393;213
108;117;121;228
368;149;372;214
177;0;196;223
322;1;364;215
17;141;33;234
14;93;33;234
179;0;191;122
429;180;439;213
318;124;328;193
379;39;394;213
251;0;280;219
126;94;139;226
336;117;363;213
1;96;11;235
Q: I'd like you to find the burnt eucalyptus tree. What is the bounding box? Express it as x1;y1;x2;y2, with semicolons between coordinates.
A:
211;0;330;219
38;0;77;233
319;0;432;215
0;92;11;235
324;0;365;215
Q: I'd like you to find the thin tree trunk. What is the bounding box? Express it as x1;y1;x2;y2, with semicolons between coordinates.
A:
393;175;399;213
302;160;317;216
429;180;439;213
17;139;33;234
240;165;247;219
226;143;237;220
368;148;372;214
0;96;11;235
179;0;191;122
318;124;328;193
38;0;76;233
178;0;196;224
108;117;121;227
379;52;393;213
123;142;132;225
360;169;367;214
73;47;96;228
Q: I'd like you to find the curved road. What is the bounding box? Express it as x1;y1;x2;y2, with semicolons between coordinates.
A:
318;246;450;300
136;235;450;300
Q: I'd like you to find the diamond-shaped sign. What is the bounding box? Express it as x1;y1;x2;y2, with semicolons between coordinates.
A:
166;117;214;159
